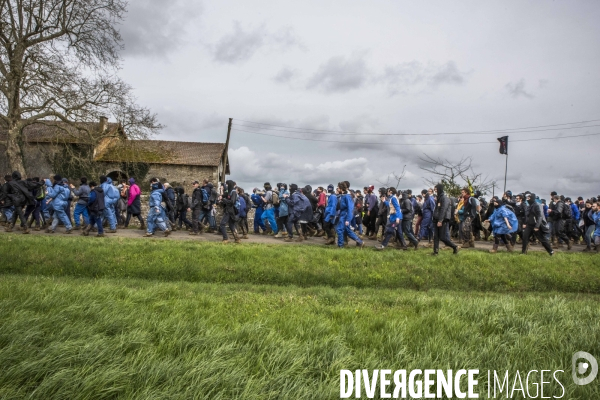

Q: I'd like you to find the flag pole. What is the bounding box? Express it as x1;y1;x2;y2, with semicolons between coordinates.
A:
503;153;508;194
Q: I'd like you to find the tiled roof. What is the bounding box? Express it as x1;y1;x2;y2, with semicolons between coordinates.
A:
0;121;121;143
95;140;226;167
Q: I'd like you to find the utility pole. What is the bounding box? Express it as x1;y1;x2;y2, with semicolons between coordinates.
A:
221;118;232;185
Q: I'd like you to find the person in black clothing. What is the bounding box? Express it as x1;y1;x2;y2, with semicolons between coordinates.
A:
375;187;388;241
521;193;553;255
175;187;192;230
219;180;240;243
548;194;572;250
512;193;527;245
188;181;204;235
83;181;105;237
431;183;459;255
400;190;419;249
164;183;176;227
23;177;44;230
5;171;42;233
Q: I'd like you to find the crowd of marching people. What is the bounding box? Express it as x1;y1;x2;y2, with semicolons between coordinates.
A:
1;170;599;255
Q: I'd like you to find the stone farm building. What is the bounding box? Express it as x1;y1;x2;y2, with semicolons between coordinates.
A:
0;118;230;189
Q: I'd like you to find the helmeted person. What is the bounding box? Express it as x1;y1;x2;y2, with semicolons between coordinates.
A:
521;192;553;255
144;178;171;237
219;179;241;243
71;177;90;230
260;182;279;235
485;196;518;253
4;171;42;233
400;190;419;249
375;187;407;250
419;188;436;244
431;183;459;255
275;183;290;238
99;176;119;233
82;181;106;237
322;184;338;245
335;181;364;249
251;188;267;234
44;175;73;233
581;201;596;252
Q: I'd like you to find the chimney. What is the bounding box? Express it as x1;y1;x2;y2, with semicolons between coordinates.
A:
99;116;108;133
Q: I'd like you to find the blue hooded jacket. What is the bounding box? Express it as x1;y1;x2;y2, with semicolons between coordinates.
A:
324;193;338;223
339;193;355;225
570;203;580;220
149;187;165;208
388;196;403;223
593;211;600;237
101;177;119;205
238;195;247;218
44;179;70;211
490;205;518;235
251;193;264;209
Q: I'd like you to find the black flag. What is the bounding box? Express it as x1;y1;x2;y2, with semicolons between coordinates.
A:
497;136;508;155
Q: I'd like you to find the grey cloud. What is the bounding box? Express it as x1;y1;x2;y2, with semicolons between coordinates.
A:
376;61;469;96
213;23;304;64
120;0;201;57
431;61;467;86
306;54;369;93
539;79;550;89
506;79;534;99
273;66;297;84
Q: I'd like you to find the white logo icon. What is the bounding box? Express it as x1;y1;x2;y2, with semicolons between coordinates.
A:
572;351;598;386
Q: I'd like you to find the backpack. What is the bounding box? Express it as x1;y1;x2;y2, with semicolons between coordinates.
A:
36;186;45;200
231;190;240;214
272;191;280;206
561;202;572;219
201;188;209;205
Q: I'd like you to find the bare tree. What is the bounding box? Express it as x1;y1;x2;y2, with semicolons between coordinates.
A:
419;153;496;197
0;0;161;175
377;165;406;189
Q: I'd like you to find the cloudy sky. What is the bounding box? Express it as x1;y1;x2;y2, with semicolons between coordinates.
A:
117;0;600;198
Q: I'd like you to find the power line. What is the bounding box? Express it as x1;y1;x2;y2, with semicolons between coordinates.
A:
232;122;600;136
234;118;600;136
232;127;600;146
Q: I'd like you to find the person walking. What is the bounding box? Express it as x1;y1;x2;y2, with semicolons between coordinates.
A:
219;180;241;243
71;177;90;230
125;178;144;229
375;187;407;251
521;193;553;255
335;181;364;249
431;184;459;255
82;181;105;237
486;196;518;253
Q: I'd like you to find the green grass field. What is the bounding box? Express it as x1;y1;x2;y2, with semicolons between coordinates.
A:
0;235;599;399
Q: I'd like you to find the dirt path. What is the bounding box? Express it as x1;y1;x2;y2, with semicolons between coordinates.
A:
0;225;591;253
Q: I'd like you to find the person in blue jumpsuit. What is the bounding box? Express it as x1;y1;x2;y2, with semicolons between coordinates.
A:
375;187;408;250
419;188;435;242
251;188;266;234
144;179;171;237
335;181;364;249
